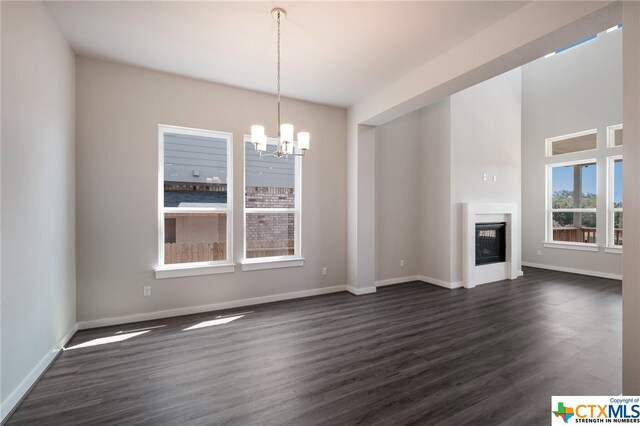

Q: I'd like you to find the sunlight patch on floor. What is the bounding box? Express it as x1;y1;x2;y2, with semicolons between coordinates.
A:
183;315;244;331
65;330;150;350
115;325;166;334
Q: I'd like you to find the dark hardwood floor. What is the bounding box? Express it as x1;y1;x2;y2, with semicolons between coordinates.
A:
7;267;621;425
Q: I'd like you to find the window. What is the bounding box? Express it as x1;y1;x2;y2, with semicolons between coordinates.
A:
555;34;597;54
546;129;597;157
608;124;623;147
609;157;623;247
545;125;623;252
547;161;597;244
543;26;620;59
157;125;233;277
243;137;302;268
605;123;623;251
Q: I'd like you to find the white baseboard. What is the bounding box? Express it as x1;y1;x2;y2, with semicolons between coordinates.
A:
1;323;77;423
375;276;420;287
346;285;377;295
78;285;347;330
374;274;463;290
417;275;464;289
516;270;524;277
521;262;622;280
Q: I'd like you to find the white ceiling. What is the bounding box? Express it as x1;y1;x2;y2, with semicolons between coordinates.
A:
45;1;528;108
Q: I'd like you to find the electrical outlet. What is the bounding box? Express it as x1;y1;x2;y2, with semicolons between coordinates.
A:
493;175;497;182
537;250;542;256
143;286;151;297
400;259;405;267
322;267;327;276
482;173;487;181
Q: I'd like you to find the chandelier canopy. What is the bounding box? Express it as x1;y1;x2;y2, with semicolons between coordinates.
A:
250;7;309;158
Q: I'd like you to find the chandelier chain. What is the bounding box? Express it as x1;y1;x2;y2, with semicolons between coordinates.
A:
250;7;308;158
276;10;281;137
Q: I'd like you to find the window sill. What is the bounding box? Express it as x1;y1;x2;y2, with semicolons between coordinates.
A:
155;262;236;279
604;246;623;254
240;257;305;271
543;242;599;252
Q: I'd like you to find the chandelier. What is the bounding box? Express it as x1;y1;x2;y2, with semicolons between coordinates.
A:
250;7;309;158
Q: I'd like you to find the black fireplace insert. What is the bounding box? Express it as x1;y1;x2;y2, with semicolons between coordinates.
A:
475;222;506;266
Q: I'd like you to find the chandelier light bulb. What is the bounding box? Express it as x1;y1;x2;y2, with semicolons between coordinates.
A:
251;125;265;143
297;132;310;151
280;123;294;143
257;134;267;152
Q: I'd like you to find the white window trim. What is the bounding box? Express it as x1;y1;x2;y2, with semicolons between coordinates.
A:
545;128;597;158
606;154;623;250
156;124;234;278
242;136;303;267
155;263;236;279
607;123;623;148
240;257;305;271
543;242;599;252
604;247;622;255
545;158;598;246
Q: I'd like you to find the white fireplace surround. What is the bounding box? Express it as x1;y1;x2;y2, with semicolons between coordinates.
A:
462;202;518;288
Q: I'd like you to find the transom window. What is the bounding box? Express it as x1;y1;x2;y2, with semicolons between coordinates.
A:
546;129;597;157
608;124;623;147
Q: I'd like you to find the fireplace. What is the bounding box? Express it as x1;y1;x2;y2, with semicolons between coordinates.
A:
463;202;518;288
475;222;506;266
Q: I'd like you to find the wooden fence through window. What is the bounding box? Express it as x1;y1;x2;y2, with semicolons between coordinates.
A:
164;239;294;264
552;227;623;245
245;239;294;258
164;242;226;264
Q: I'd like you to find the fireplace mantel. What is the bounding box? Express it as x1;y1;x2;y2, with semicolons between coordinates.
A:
462;202;518;288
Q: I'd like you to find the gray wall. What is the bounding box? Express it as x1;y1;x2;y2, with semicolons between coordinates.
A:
418;100;452;283
1;1;76;417
375;69;520;285
522;29;622;276
375;111;421;281
76;57;347;324
622;0;640;393
450;68;522;282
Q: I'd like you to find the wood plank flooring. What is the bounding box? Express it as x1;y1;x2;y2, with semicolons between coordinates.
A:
7;267;621;425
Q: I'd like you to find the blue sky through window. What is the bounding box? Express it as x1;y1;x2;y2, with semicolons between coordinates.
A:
614;160;623;206
555;34;597;55
552;164;596;195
